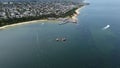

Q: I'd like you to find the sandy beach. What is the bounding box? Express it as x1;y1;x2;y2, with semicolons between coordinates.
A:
0;19;47;30
71;6;85;21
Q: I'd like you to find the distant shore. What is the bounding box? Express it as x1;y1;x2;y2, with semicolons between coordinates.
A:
0;6;84;30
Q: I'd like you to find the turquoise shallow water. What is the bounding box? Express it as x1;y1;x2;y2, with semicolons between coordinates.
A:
0;0;120;68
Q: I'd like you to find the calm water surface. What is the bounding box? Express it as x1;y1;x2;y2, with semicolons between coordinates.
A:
0;0;120;68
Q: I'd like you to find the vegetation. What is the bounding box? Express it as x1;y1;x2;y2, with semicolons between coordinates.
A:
0;6;82;27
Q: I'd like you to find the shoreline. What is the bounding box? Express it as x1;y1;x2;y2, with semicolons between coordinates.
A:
0;7;84;30
64;6;85;23
0;19;47;30
71;7;84;21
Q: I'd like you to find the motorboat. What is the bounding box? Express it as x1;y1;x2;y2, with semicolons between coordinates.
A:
56;38;60;41
56;38;67;42
61;38;66;41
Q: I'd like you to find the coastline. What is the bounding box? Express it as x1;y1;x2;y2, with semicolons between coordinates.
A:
0;19;47;30
0;6;84;30
64;6;85;23
71;7;84;21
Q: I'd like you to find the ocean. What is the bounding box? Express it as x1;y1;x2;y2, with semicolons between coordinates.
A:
0;0;120;68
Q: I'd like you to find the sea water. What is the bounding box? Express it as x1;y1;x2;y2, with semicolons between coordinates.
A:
0;0;120;68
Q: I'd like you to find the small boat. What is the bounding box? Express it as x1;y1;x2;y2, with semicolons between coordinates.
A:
102;25;110;30
61;38;66;42
56;38;60;41
56;38;67;42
